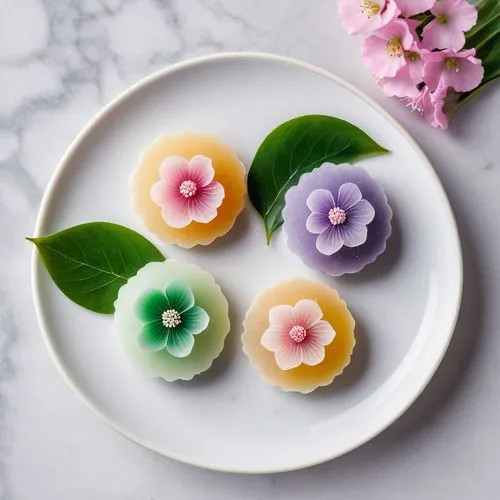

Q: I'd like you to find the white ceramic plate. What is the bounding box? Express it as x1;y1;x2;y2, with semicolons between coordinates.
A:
31;53;462;473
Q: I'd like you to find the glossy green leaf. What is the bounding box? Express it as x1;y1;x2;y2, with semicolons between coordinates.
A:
29;222;165;314
459;0;500;104
247;115;389;243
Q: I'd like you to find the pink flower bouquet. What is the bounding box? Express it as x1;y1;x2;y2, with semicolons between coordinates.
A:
339;0;500;128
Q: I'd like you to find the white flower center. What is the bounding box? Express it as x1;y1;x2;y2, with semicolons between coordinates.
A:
360;0;381;18
289;325;307;343
385;37;403;58
179;180;198;198
328;207;347;225
162;309;182;328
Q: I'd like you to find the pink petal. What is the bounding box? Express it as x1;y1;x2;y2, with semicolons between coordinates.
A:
188;181;225;224
189;155;215;187
423;59;444;91
338;0;393;36
442;56;484;92
316;226;344;256
339;222;369;248
380;66;421;97
269;304;295;330
274;342;303;370
308;320;336;345
300;338;327;367
159;156;190;182
261;326;288;352
422;20;465;51
292;299;323;329
306;211;331;234
449;0;477;32
347;199;375;225
337;182;363;210
362;35;406;79
396;0;435;17
161;200;191;228
306;188;334;213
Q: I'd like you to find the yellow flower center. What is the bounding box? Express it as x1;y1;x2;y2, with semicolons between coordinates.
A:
385;37;403;58
405;51;420;63
437;15;448;25
445;57;460;72
360;0;381;19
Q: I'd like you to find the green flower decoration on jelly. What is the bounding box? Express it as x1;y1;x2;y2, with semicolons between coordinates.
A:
137;281;209;358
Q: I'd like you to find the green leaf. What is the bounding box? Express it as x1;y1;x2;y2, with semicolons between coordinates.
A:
29;222;165;314
459;0;500;104
247;115;389;243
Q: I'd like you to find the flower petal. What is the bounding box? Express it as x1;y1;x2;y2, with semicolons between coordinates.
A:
182;305;209;335
300;338;326;367
165;281;195;313
269;304;295;330
159;156;190;182
442;56;484;92
339;222;369;248
396;0;436;17
337;182;363;210
347;199;375;225
316;226;344;256
166;328;195;358
136;289;169;323
292;299;323;329
137;320;168;352
274;342;303;371
188;181;225;224
306;188;334;213
189;155;216;187
308;320;336;345
160;202;192;229
306;211;331;234
362;35;406;79
261;326;288;352
449;0;477;32
422;20;465;51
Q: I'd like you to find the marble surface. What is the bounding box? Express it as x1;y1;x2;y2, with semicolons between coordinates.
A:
1;0;500;498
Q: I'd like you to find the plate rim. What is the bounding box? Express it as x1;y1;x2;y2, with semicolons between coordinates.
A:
30;51;463;474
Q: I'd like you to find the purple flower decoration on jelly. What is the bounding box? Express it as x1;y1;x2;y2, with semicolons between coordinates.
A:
305;184;375;256
283;164;392;276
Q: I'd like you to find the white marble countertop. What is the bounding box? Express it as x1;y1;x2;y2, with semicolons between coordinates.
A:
1;0;500;498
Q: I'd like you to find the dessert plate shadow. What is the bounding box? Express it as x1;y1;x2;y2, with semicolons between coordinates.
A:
31;52;462;473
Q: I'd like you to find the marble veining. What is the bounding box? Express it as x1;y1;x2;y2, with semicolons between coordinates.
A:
1;0;500;499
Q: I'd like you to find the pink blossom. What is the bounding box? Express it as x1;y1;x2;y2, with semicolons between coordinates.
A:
395;0;436;17
379;44;425;97
151;155;225;229
338;0;400;35
423;48;484;92
261;299;336;370
362;19;415;79
423;0;477;51
404;84;449;129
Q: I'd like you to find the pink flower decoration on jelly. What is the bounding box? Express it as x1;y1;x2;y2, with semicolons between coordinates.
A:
261;300;336;371
338;0;400;35
362;19;415;79
423;48;484;93
151;155;225;229
422;0;477;51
